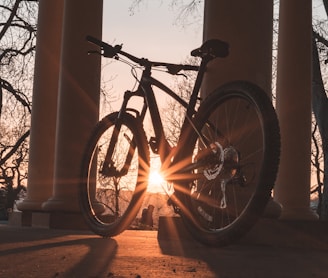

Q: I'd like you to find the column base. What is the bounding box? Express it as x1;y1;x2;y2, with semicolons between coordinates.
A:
8;211;32;227
42;197;80;212
31;211;88;230
16;198;47;212
42;197;105;214
279;207;319;220
8;211;89;230
263;197;282;218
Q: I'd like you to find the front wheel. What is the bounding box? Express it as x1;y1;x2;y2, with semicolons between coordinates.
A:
180;81;280;246
79;112;149;237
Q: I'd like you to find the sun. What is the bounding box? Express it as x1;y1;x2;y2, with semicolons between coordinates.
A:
148;170;165;193
149;170;164;186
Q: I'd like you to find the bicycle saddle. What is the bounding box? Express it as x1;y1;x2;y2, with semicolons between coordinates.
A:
191;39;229;59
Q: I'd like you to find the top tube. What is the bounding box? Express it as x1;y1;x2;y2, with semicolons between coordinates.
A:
86;35;199;75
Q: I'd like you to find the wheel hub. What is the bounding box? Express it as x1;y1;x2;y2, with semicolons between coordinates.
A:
203;143;239;181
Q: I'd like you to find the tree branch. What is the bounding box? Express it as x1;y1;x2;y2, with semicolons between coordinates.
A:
0;130;30;166
0;78;31;113
0;0;22;41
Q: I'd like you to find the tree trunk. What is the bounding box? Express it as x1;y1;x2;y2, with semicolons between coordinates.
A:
312;35;328;219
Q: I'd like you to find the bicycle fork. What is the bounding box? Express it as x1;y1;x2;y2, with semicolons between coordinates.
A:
100;90;144;178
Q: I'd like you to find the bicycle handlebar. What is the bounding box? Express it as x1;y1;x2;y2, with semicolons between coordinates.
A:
86;35;199;74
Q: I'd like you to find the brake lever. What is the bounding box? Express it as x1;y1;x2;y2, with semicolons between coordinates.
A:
166;69;187;78
176;73;188;79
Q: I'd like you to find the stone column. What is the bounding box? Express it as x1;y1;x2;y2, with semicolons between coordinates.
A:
202;0;273;95
42;0;103;212
274;0;318;219
202;0;281;216
17;0;64;212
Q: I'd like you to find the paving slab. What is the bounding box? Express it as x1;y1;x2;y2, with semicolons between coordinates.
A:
0;218;328;278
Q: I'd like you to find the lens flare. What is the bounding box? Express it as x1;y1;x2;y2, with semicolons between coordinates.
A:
148;170;165;187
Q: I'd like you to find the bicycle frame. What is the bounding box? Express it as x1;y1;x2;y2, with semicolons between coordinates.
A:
105;56;210;180
85;35;229;182
81;36;281;246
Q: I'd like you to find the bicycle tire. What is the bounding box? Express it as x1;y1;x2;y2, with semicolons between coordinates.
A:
178;81;280;246
79;112;149;237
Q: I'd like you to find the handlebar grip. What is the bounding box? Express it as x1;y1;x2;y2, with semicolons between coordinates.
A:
86;35;122;58
86;35;107;48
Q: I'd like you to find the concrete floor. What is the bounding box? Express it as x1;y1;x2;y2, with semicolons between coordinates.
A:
0;218;328;278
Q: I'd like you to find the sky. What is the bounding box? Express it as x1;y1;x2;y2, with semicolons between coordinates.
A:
102;1;203;63
101;1;203;110
101;1;326;102
102;0;326;68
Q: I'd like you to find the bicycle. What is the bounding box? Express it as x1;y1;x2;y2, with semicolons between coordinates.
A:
79;35;280;246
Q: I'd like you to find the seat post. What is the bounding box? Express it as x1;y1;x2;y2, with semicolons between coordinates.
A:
185;56;211;118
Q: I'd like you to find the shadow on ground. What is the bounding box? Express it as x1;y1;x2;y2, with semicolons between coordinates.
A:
156;218;328;277
1;218;328;277
0;226;117;277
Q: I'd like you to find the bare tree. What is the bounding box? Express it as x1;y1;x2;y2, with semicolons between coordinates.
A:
311;121;324;214
312;13;328;218
129;0;202;28
0;0;37;217
162;57;199;146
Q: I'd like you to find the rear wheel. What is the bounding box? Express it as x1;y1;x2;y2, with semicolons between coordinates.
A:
79;112;149;237
179;81;280;246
